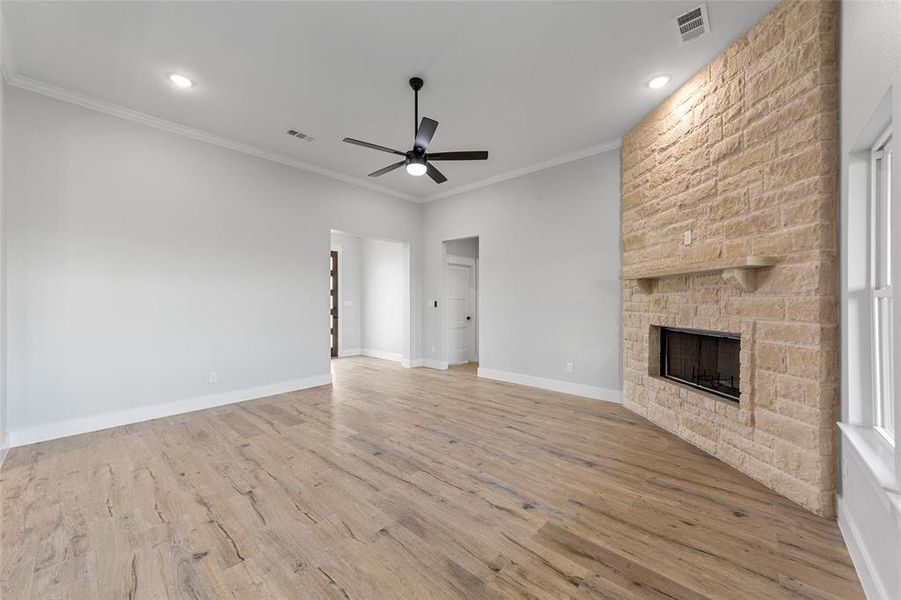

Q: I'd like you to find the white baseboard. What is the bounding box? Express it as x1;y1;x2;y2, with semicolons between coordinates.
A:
338;348;362;357
477;368;623;404
361;348;404;363
7;373;333;448
402;358;423;368
420;359;448;370
838;496;889;600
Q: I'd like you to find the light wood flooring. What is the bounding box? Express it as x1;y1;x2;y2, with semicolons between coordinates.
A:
0;357;862;599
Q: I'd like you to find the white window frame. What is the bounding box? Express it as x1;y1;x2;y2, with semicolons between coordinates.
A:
870;127;894;445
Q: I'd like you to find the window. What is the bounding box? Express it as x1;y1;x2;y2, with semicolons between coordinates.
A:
871;129;894;443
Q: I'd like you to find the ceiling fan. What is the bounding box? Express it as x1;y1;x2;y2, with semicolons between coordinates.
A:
343;77;488;184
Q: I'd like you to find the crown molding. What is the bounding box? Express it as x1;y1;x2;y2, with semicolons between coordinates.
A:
2;7;621;204
421;137;623;203
5;70;621;205
6;74;418;202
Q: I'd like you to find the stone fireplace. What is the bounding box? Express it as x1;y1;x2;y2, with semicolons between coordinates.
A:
621;0;839;516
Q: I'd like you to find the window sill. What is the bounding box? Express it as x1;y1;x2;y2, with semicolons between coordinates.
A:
838;422;899;494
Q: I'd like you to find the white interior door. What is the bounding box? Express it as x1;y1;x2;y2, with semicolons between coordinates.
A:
446;259;475;364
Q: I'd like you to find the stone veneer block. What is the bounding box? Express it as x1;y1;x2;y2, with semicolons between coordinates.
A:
621;0;838;516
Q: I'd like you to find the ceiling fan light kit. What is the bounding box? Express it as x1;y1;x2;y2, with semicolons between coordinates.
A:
343;77;488;184
406;156;427;176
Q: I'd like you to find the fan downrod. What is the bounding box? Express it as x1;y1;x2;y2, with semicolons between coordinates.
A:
410;77;424;138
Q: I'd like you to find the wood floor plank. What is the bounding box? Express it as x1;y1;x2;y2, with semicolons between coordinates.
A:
0;357;863;598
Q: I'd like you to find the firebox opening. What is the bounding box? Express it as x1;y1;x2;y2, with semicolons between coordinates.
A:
659;327;741;402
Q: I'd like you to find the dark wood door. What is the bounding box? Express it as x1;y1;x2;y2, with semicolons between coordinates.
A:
330;250;339;357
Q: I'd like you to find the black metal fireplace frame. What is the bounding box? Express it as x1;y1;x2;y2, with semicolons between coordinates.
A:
659;326;741;403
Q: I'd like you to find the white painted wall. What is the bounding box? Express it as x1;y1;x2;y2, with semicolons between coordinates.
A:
0;17;7;455
3;75;624;446
838;1;901;598
361;237;406;361
4;87;422;445
421;150;622;401
330;231;363;355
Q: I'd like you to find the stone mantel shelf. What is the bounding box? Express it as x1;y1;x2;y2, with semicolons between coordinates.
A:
624;256;777;293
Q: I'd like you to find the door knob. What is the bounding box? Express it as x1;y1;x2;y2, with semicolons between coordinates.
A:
466;316;471;320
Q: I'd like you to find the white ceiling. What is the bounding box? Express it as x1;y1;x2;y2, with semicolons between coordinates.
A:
2;1;777;202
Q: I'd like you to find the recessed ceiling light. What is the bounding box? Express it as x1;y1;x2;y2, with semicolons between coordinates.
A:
648;75;670;89
167;73;194;88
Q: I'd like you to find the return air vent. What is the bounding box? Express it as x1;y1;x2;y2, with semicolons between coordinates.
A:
674;4;709;44
286;129;315;142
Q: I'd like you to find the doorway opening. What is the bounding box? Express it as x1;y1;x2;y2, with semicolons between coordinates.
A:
444;237;479;366
330;229;413;367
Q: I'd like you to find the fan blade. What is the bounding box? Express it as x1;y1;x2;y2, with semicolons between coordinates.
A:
343;138;405;156
426;162;447;184
414;118;439;151
368;161;405;177
427;151;489;161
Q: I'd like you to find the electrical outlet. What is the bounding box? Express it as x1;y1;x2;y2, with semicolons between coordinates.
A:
683;230;692;246
565;362;574;373
209;371;218;384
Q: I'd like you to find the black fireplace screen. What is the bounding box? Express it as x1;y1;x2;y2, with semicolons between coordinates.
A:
660;327;741;402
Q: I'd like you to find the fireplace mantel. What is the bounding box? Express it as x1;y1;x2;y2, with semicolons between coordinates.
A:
623;256;776;293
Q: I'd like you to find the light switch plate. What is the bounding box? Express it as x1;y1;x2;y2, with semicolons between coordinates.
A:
683;230;692;246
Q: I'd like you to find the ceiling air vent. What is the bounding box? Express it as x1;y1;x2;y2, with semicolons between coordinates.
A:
674;4;710;44
286;129;315;143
